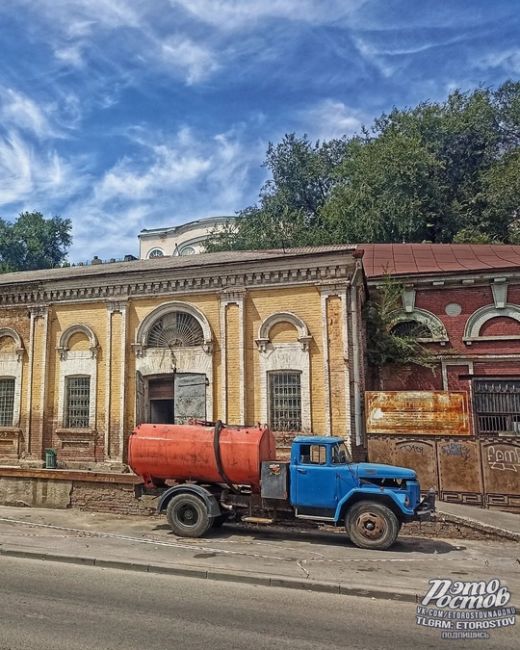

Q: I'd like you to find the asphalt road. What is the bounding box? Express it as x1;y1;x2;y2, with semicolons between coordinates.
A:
0;556;516;650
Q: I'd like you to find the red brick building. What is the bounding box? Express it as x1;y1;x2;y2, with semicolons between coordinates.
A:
362;244;520;509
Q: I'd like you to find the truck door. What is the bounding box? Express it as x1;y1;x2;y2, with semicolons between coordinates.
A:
291;443;339;517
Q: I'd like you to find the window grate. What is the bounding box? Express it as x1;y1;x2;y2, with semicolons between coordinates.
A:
0;378;15;426
269;371;302;432
66;376;90;428
473;379;520;435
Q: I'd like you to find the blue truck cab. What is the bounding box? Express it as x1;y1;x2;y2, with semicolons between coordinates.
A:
284;436;435;550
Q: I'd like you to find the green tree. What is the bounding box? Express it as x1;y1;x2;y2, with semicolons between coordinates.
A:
364;278;436;370
206;134;350;251
207;82;520;251
0;211;72;272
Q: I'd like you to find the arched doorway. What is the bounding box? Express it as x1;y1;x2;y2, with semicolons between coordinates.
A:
135;303;213;424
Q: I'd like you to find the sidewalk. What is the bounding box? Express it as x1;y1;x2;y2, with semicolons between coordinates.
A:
0;505;518;603
437;502;520;541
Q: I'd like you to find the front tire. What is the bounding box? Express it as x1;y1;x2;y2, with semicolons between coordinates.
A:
345;501;400;550
166;494;212;538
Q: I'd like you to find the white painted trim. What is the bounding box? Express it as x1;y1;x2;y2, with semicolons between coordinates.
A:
463;303;520;343
104;310;112;457
238;297;245;424
219;301;227;422
135;301;213;353
341;289;351;444
39;309;49;444
320;291;331;436
0;355;23;427
135;349;213;424
259;344;311;433
441;360;474;390
57;357;97;429
219;290;246;423
389;307;449;344
119;304;127;462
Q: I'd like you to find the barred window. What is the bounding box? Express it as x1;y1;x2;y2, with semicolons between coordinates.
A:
269;371;302;432
65;376;90;428
0;378;15;426
473;379;520;436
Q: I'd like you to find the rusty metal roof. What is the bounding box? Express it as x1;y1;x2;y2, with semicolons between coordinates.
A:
360;243;520;279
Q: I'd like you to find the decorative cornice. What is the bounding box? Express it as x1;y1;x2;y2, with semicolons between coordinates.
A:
0;261;352;306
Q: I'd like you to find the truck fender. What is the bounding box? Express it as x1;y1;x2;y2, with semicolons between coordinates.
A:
334;488;412;522
156;484;221;518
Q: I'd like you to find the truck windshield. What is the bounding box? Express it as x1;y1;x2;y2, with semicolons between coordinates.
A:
331;442;352;464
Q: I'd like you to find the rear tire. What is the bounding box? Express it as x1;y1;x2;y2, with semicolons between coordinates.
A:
345;501;400;550
166;493;212;538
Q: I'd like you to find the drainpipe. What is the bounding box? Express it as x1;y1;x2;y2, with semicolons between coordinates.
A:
350;262;364;448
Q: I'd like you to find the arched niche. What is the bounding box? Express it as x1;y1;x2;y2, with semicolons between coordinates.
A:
255;311;312;353
463;304;520;344
388;308;449;345
0;327;24;361
57;325;98;360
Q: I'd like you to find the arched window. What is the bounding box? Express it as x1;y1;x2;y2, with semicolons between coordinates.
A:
146;312;204;348
391;320;433;338
388;308;448;344
179;245;195;256
148;248;164;258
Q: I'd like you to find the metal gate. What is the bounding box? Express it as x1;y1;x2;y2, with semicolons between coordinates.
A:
473;379;520;435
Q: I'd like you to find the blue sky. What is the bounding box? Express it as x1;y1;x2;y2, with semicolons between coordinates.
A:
0;0;519;261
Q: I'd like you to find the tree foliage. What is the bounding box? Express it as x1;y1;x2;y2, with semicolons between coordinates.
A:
0;211;72;273
364;278;436;369
206;82;520;251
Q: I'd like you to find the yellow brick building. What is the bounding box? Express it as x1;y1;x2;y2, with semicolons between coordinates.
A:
0;245;365;472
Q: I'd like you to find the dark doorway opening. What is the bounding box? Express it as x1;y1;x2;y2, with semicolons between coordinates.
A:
150;399;174;424
142;373;207;425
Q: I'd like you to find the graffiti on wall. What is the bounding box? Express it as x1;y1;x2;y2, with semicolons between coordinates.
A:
487;445;520;472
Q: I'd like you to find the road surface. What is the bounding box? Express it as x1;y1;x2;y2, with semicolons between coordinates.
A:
0;556;516;650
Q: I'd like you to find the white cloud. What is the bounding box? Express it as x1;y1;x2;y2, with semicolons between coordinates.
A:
0;131;89;206
169;0;365;30
65;124;265;260
476;49;520;74
300;99;365;140
54;45;85;68
0;88;57;139
161;35;220;85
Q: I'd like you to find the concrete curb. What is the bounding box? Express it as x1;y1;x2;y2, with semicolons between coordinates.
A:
0;547;419;603
439;512;520;543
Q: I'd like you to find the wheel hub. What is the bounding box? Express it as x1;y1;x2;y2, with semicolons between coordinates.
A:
179;505;198;526
356;511;386;540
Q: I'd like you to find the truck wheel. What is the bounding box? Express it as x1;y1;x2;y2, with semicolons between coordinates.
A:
345;501;400;551
166;494;212;538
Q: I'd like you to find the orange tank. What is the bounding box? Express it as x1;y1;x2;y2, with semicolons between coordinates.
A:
128;422;276;491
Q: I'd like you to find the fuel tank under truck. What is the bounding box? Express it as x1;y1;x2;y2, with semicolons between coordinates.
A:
128;421;276;491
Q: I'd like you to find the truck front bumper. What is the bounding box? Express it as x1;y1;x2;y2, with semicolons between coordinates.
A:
413;488;436;521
